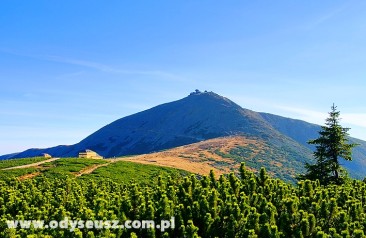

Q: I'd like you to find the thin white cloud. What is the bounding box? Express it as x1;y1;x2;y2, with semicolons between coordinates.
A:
302;4;348;30
44;55;187;82
275;105;366;130
342;113;366;128
0;48;186;82
44;56;118;72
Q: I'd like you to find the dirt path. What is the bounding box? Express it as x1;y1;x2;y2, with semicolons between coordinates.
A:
75;157;137;177
1;158;60;170
75;162;111;177
18;172;42;180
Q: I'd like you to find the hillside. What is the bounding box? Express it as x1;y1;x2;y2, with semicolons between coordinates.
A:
3;91;283;158
1;91;366;179
124;136;307;183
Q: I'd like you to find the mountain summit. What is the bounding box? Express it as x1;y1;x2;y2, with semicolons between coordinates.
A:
2;91;366;178
77;90;279;157
2;91;284;158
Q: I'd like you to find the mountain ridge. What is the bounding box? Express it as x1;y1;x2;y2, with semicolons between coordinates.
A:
2;91;366;179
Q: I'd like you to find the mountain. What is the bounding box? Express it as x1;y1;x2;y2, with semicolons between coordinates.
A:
2;91;366;179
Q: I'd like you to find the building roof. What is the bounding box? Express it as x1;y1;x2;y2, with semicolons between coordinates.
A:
79;149;95;153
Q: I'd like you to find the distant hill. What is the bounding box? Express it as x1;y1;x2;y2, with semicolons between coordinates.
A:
259;112;366;179
124;136;309;183
2;91;366;179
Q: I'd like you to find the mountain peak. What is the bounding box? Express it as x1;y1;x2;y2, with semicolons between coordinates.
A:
5;90;273;158
186;90;240;109
188;90;222;99
2;91;366;180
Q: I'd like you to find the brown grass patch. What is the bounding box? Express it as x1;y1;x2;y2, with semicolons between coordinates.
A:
120;136;265;177
18;172;41;181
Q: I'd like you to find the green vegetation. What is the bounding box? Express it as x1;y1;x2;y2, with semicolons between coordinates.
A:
82;160;189;184
214;144;305;183
299;104;358;185
40;158;108;178
2;163;366;237
0;157;50;169
0;158;109;180
0;168;38;180
0;157;188;184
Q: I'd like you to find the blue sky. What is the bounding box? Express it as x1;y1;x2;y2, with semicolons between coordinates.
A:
1;1;366;155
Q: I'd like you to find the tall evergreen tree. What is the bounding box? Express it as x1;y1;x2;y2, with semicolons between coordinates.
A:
298;104;357;185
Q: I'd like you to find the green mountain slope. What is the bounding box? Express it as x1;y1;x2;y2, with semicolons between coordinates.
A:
1;91;365;179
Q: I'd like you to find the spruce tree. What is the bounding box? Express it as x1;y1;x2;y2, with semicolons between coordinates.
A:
298;104;357;185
